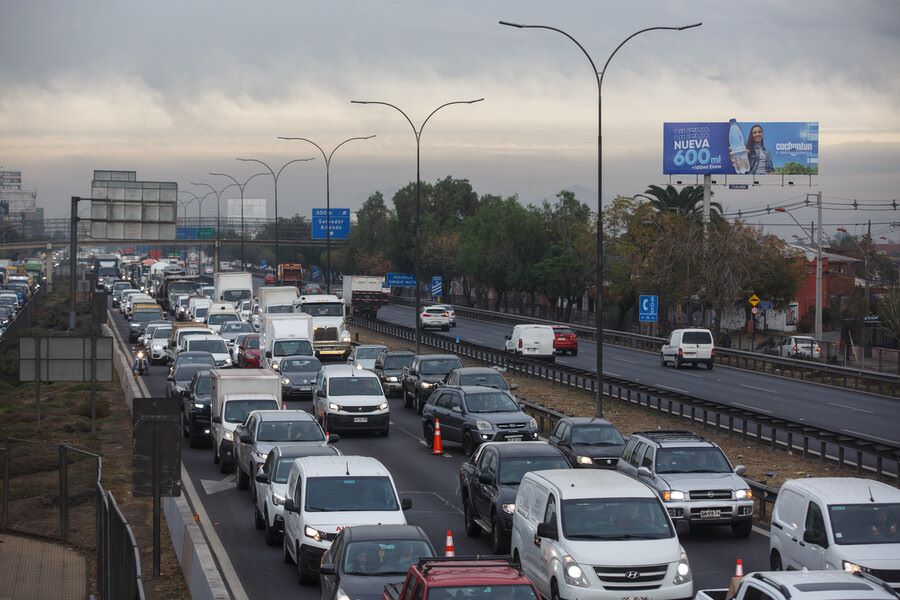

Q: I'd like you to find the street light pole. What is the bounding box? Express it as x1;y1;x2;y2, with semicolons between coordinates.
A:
209;171;268;270
179;190;214;275
192;181;239;272
177;197;195;266
837;226;871;310
500;20;701;417
236;157;315;269
350;100;483;356
776;194;823;342
276;136;375;290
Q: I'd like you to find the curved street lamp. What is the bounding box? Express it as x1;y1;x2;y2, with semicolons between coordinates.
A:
179;189;215;273
350;99;483;354
191;181;240;271
499;20;701;417
209;171;268;269
236;156;316;268
276;135;375;290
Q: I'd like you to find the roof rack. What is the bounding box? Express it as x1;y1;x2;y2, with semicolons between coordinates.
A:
417;556;523;576
750;573;792;599
632;430;708;443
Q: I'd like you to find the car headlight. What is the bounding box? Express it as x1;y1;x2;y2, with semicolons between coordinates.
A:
355;363;363;370
282;377;291;385
193;403;204;409
843;561;868;574
502;503;516;515
476;420;492;431
528;417;538;429
224;357;232;365
305;525;325;542
662;490;685;502
673;550;692;585
223;430;234;441
386;376;398;382
272;493;285;506
576;455;594;465
735;489;753;500
328;402;341;411
335;587;351;600
562;555;590;587
254;451;268;462
342;335;351;343
152;344;163;350
420;382;434;389
271;361;279;370
378;402;389;411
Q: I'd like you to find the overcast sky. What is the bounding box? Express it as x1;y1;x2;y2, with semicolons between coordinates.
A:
2;0;899;241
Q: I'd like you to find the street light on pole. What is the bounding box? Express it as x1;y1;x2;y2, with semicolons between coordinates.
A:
775;200;823;341
177;197;195;267
837;226;871;310
209;171;268;270
276;135;375;292
236;156;316;269
191;181;240;272
350;99;483;356
179;190;214;274
499;19;701;417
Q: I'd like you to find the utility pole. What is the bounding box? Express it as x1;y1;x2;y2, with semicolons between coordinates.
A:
865;219;872;310
815;191;823;343
702;174;711;237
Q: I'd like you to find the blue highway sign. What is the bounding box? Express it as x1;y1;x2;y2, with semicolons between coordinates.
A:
311;208;351;240
639;294;659;323
386;273;416;288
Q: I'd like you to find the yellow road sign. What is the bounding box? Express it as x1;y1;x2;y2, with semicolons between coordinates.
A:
748;294;760;307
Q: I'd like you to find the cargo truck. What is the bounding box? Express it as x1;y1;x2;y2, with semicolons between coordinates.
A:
296;294;351;358
210;369;282;473
253;286;299;329
260;314;314;371
277;263;303;286
342;275;390;319
213;272;253;306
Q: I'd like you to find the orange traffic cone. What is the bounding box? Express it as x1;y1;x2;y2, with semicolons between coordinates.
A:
432;419;444;455
282;399;287;410
726;559;744;600
444;530;455;557
734;559;743;577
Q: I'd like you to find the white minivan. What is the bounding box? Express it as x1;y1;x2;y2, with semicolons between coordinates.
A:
660;328;715;369
504;324;556;362
769;477;900;591
281;455;411;584
512;469;692;600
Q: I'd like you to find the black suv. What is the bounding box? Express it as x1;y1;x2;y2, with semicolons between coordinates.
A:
547;417;626;469
182;369;212;448
458;441;569;553
401;354;463;413
373;350;415;396
441;367;517;392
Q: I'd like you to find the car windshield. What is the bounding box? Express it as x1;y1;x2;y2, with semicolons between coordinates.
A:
465;392;520;414
329;377;383;396
682;331;712;344
152;328;172;340
222;322;252;333
132;312;158;323
193;375;211;396
255;420;324;442
420;359;463;375
187;339;227;354
499;456;570;486
223;399;278;424
571;425;625;446
244;336;260;350
266;305;293;314
273;339;313;356
208;313;238;325
299;302;342;316
168;282;197;295
428;586;538;600
201;287;214;297
343;540;434;576
458;373;508;390
384;355;414;369
194;307;209;317
222;289;251;302
177;354;215;366
562;498;674;540
281;357;321;372
304;476;399;512
655;447;733;474
554;328;575;335
356;347;386;359
828;503;900;545
179;297;190;307
175;365;205;383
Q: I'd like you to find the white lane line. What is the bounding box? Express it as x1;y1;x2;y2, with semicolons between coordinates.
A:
612;357;640;365
181;466;251;600
841;429;900;445
740;384;778;394
733;402;773;415
657;385;692;395
468;339;484;344
753;525;771;538
827;402;875;415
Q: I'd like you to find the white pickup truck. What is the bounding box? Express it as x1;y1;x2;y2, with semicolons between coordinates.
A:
695;571;898;600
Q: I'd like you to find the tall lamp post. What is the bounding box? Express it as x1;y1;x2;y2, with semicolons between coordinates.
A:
350;99;483;355
837;226;871;310
179;190;214;274
191;181;240;271
499;20;701;417
209;171;268;269
236;156;316;269
177;197;195;266
276;135;375;291
776;199;823;342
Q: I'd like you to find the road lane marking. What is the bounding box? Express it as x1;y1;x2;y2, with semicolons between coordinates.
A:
740;384;778;394
827;402;875;415
657;385;692;395
841;429;900;445
200;475;237;495
612;357;640;365
399;491;464;515
732;402;773;415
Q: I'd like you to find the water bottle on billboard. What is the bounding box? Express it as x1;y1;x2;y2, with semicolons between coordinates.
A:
728;119;750;174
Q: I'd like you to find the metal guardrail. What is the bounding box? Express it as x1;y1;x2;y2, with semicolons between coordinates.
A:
97;481;146;600
351;316;900;485
390;296;900;397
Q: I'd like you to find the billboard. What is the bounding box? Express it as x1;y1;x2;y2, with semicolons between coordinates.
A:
663;120;818;175
226;198;267;220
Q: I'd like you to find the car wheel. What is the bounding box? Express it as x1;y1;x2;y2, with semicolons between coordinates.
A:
706;361;715;370
415;393;424;415
236;466;249;490
298;560;316;585
254;502;265;530
490;514;509;554
550;579;562;600
181;413;189;438
770;550;783;571
283;536;294;564
571;349;577;356
219;456;231;474
462;431;476;457
379;426;390;437
264;508;279;545
213;445;220;464
424;422;435;448
463;499;481;537
403;389;413;409
732;520;752;538
675;356;683;369
660;354;667;367
188;432;202;449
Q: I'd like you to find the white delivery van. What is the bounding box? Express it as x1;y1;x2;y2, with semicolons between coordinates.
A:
188;296;213;322
296;294;351;359
769;477;900;591
205;302;240;333
210;369;282;473
282;455;412;583
660;328;715;369
261;314;314;371
504;324;556;362
183;334;232;367
253;286;299;329
512;469;692;600
213;272;254;306
313;365;390;436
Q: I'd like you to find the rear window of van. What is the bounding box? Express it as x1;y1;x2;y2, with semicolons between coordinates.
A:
682;331;712;345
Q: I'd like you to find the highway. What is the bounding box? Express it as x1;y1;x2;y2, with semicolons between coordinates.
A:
109;299;772;600
375;305;900;447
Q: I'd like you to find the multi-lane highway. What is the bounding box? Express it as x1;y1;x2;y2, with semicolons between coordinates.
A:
109;298;773;600
375;305;900;447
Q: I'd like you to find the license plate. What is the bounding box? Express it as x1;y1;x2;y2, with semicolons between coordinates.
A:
353;417;368;423
506;436;523;442
700;509;721;519
622;596;648;600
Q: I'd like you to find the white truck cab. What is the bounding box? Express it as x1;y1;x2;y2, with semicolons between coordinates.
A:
261;314;314;371
205;302;240;333
296;294;351;359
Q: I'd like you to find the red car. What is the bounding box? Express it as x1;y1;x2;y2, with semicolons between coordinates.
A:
237;333;261;368
553;326;578;356
263;274;276;285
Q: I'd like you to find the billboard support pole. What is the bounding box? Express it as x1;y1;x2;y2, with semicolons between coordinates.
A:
69;196;79;331
815;191;823;342
702;174;712;238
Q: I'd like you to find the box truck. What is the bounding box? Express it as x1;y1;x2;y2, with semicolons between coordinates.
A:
210;369;281;473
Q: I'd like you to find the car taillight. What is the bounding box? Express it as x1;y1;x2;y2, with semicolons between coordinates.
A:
792;345;798;353
421;313;429;318
518;339;523;348
816;345;821;353
677;348;683;357
442;312;449;317
710;349;715;358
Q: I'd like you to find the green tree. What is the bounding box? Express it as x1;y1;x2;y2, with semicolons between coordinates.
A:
637;184;723;221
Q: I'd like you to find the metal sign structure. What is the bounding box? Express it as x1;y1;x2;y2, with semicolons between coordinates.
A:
431;275;442;299
748;294;761;307
386;273;416;288
311;208;351;240
638;295;659;323
19;337;113;382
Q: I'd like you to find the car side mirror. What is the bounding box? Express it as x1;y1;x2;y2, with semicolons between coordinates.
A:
505;335;511;340
451;405;462;414
319;563;336;575
509;384;519;391
239;434;252;444
212;416;221;424
401;498;412;510
265;351;272;358
536;521;557;541
327;433;340;443
637;466;652;478
477;472;494;485
182;390;190;398
166;375;174;382
803;528;825;546
734;465;746;476
255;473;269;484
283;498;297;513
